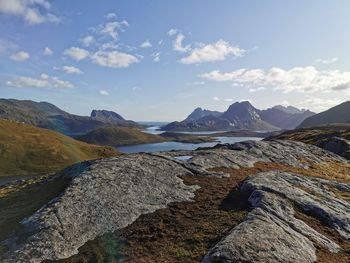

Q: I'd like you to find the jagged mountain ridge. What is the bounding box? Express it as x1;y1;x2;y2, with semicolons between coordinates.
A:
260;107;315;130
184;107;222;122
163;101;314;131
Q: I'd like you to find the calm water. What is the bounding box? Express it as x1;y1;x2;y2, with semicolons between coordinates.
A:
117;136;261;153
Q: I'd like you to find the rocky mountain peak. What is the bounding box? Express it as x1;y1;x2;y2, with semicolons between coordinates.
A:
90;109;125;121
273;105;304;114
185;107;222;122
222;101;261;121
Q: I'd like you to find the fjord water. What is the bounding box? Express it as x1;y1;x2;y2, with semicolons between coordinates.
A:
117;136;261;153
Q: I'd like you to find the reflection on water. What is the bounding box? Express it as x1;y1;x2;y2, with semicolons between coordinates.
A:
117;137;261;154
142;126;165;135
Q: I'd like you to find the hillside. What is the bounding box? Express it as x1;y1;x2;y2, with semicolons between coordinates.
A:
76;126;214;146
267;124;350;159
76;126;165;146
299;101;350;128
0;99;140;136
0;119;117;177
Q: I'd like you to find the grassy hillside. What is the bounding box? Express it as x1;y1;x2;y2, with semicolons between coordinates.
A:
76;126;166;146
0;119;118;177
268;124;350;144
298;101;350;128
76;126;215;146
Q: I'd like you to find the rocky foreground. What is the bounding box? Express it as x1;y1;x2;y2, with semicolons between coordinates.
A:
1;140;350;262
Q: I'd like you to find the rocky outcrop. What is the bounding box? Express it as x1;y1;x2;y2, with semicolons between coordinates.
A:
3;154;199;263
319;136;350;159
203;171;350;263
268;127;350;160
2;140;349;262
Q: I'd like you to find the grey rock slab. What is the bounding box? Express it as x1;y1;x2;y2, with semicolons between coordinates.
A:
3;154;199;263
319;136;350;160
203;171;349;263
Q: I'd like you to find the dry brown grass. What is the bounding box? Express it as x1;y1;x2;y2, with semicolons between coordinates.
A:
0;119;118;177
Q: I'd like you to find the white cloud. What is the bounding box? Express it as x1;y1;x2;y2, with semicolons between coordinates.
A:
0;0;61;25
99;90;109;95
63;47;90;61
151;52;160;62
173;33;191;53
106;12;117;20
212;96;248;103
158;39;163;45
6;74;74;89
0;38;17;55
249;87;266;93
186;81;205;86
51;77;75;89
101;41;119;50
10;51;30;61
315;57;339;64
302;97;343;112
167;28;178;36
201;66;350;93
43;47;53;56
180;39;245;64
91;50;139;68
81;35;94;47
54;65;83;75
140;39;152;48
98;20;129;40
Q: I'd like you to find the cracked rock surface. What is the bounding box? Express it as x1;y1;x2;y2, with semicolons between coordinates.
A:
203;171;350;263
3;154;199;263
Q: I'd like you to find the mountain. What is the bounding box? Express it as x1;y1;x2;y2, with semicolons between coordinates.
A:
260;107;315;130
90;109;140;127
0;119;117;177
272;105;304;114
0;99;139;135
184;107;222;122
299;101;350;128
164;101;279;131
220;101;277;130
164;102;314;132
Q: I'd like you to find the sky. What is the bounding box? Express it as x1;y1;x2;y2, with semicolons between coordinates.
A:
1;0;350;121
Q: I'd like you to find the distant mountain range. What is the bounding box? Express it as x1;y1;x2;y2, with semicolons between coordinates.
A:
298;101;350;128
163;102;315;131
0;99;140;135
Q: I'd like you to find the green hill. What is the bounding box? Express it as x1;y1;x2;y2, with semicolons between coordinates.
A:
0;119;118;177
76;126;215;146
76;126;167;146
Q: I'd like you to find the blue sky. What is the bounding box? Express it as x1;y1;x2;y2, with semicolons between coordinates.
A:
1;0;350;121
